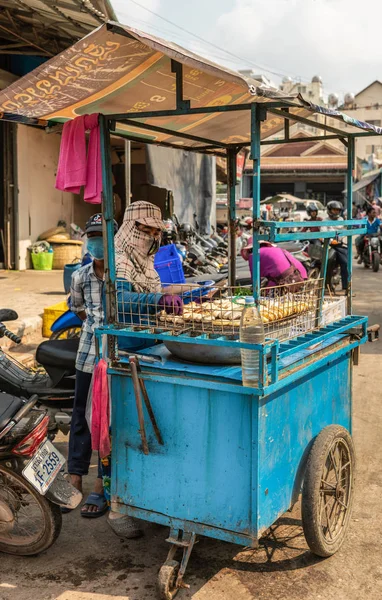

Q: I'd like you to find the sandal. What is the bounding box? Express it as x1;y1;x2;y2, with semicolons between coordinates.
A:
81;492;108;519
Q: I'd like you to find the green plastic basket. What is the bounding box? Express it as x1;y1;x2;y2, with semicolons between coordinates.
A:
31;251;54;271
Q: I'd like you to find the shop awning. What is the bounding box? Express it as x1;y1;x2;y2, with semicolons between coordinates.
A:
0;21;381;152
351;170;382;192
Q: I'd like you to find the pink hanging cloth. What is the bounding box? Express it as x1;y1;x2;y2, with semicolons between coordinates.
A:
91;359;111;459
55;113;102;204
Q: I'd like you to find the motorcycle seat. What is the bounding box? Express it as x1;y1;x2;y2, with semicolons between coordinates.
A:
278;241;303;253
36;339;79;371
0;393;24;431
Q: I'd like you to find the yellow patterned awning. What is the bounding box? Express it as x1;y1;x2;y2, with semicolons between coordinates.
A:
0;21;381;152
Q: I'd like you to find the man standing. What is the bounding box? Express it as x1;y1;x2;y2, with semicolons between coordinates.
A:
68;214;117;518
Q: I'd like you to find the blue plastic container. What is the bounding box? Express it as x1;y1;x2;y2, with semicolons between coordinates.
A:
63;262;82;294
154;244;185;284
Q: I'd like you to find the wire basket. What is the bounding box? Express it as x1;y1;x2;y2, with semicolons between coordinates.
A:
115;279;325;343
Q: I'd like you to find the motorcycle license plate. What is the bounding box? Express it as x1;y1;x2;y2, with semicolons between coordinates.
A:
22;440;66;495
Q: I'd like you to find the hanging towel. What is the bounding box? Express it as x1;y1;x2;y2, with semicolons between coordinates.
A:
55;113;102;204
91;359;111;458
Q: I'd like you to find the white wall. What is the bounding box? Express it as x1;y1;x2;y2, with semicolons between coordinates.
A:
16;126;78;269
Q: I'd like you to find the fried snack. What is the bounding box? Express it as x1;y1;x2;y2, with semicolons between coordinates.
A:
201;315;215;323
214;319;240;327
159;314;184;325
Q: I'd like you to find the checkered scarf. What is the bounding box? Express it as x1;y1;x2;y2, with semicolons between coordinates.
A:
115;202;162;293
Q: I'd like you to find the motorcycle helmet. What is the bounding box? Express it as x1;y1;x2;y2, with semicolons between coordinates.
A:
327;200;343;220
162;219;177;244
306;203;319;217
178;222;194;241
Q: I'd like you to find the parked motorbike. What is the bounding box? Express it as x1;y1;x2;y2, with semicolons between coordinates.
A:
50;308;81;340
307;243;342;292
0;314;81;556
361;234;381;272
0;310;77;436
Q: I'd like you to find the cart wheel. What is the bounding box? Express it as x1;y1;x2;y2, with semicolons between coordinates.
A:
302;425;355;558
157;560;180;600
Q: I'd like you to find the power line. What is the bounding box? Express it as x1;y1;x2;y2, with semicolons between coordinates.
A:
118;13;277;71
121;0;312;82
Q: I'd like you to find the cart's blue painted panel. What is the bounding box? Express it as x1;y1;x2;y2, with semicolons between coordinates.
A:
112;375;255;535
111;346;352;544
257;352;351;534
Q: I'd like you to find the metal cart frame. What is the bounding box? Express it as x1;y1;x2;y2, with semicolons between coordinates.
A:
94;57;381;599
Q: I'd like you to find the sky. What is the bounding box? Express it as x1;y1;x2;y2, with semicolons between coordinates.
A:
111;0;382;101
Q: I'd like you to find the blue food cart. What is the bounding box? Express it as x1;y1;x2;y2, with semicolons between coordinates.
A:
86;23;382;600
0;21;380;599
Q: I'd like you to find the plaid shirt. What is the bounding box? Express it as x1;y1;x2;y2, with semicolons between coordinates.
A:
70;262;104;373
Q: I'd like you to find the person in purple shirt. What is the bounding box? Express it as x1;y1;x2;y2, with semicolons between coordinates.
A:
241;240;307;288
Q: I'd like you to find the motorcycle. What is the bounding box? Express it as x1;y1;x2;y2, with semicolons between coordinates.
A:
361;234;381;272
0;314;81;556
307;242;342;292
50;307;81;340
0;310;77;436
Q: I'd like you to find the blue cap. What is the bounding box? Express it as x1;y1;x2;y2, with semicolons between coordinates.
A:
245;296;255;304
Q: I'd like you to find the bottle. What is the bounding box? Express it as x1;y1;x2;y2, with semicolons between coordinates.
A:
240;296;265;387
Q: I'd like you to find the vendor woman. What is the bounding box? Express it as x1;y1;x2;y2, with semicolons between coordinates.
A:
115;201;183;336
107;201;183;537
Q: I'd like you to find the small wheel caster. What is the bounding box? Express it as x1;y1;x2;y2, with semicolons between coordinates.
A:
157;560;181;600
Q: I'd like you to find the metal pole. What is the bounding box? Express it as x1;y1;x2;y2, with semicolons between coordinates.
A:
124;139;131;207
99;115;116;325
227;148;237;287
346;137;354;314
251;104;262;302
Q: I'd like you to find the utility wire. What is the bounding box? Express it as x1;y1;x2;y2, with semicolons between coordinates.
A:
121;0;312;82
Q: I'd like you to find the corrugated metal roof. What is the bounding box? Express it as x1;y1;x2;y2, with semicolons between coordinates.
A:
0;0;115;57
261;163;346;172
352;170;382;192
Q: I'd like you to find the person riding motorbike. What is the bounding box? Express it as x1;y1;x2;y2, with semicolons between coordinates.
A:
301;203;323;233
323;200;348;291
355;206;382;263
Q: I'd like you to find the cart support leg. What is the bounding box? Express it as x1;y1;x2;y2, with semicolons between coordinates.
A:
227;148;238;287
165;528;197;589
100;114;116;325
346;136;354;314
250;104;266;301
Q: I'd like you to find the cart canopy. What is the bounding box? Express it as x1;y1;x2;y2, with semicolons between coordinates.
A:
0;21;381;152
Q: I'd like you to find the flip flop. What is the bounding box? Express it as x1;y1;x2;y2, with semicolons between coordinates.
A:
81;492;108;519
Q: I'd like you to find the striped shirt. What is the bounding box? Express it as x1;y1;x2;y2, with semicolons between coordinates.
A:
70;262;104;373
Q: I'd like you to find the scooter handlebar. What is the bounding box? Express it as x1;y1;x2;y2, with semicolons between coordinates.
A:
0;323;22;345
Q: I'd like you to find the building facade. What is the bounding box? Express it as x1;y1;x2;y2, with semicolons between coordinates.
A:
241;133;347;204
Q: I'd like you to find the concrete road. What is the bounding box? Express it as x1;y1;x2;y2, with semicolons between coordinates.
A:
1;264;381;600
0;270;65;319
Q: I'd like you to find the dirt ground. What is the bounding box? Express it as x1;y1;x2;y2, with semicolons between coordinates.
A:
0;265;381;600
0;270;65;319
